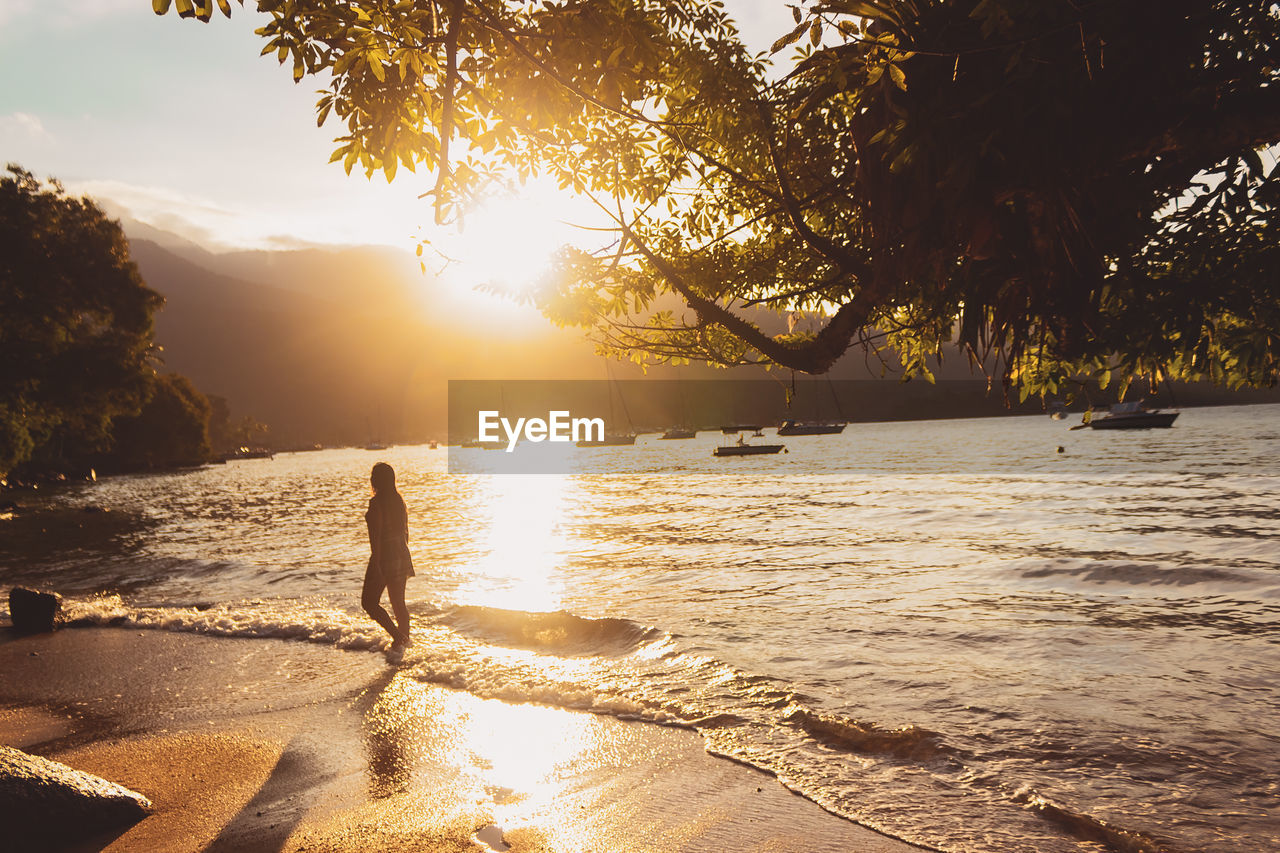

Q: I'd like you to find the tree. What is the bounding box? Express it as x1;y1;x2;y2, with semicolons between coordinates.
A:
0;165;163;479
155;0;1280;398
207;394;270;455
106;373;213;471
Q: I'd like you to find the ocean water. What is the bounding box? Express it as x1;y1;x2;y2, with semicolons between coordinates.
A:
2;404;1278;853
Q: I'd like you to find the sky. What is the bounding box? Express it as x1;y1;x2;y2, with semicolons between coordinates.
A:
0;0;793;268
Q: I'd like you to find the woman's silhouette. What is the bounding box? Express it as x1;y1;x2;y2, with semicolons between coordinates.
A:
362;462;413;657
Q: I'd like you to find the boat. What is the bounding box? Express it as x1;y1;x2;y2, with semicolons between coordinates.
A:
714;431;785;457
1086;400;1179;430
576;361;637;447
661;370;697;440
576;433;638;447
720;424;763;434
222;446;273;460
364;442;389;451
714;442;785;456
777;419;846;436
775;374;849;437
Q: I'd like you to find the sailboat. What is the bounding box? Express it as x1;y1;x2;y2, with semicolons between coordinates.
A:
777;374;847;435
576;364;638;447
364;416;391;450
660;369;697;438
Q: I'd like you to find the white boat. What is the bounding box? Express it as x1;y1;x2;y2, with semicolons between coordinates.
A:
1087;400;1179;430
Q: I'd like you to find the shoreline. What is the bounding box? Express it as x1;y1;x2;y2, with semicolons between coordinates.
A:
1;627;922;853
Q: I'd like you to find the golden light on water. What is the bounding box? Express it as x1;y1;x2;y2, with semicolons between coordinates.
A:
455;693;593;795
459;475;575;612
362;672;604;851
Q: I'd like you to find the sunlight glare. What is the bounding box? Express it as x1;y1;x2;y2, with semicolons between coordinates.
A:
433;183;587;298
459;475;574;611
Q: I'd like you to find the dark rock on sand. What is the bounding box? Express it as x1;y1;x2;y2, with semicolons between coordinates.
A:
0;745;152;845
8;588;63;635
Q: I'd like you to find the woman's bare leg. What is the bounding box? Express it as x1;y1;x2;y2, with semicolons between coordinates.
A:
361;559;401;642
386;574;410;645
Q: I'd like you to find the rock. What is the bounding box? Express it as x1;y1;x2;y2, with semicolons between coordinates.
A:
8;588;63;635
0;745;152;846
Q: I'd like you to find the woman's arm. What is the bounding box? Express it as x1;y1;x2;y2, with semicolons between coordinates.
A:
367;499;384;561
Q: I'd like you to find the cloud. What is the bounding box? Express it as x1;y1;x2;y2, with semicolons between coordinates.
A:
64;178;384;253
0;111;52;143
64;179;306;252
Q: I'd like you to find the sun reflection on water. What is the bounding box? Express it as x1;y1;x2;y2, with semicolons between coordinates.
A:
458;475;575;612
362;671;607;851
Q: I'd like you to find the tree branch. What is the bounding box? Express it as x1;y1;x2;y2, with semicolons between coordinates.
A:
431;0;464;223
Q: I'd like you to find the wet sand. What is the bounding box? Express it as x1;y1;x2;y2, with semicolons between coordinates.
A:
0;628;922;853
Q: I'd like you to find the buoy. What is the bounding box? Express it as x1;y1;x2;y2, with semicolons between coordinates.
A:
1056;446;1065;454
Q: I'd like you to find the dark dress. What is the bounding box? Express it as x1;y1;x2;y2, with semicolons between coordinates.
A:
366;493;414;581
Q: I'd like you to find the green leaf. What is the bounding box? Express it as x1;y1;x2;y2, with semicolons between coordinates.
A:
152;0;173;14
888;64;906;90
770;20;808;54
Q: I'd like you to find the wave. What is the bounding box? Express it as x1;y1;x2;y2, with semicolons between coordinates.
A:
1016;558;1279;593
46;594;1180;853
786;707;953;762
1013;788;1176;853
441;604;663;656
61;594;392;651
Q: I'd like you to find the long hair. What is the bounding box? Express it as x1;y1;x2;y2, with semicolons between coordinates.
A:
371;462;396;496
370;462;408;529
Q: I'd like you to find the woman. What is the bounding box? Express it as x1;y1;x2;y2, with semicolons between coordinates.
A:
362;462;413;656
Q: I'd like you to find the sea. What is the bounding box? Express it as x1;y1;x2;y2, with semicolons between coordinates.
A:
2;404;1277;853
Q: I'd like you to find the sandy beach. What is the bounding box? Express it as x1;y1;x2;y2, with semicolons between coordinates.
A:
0;627;921;853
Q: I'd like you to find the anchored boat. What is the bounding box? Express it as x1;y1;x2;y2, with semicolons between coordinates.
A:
714;430;785;457
777;419;846;436
1086;400;1179;430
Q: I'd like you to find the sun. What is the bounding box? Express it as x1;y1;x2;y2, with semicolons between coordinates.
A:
430;181;594;298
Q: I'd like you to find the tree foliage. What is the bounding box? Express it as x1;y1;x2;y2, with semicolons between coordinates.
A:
0;166;163;478
157;0;1280;396
106;373;213;472
207;394;270;455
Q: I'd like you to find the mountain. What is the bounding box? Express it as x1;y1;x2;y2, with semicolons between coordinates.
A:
126;235;612;446
123;226;1280;446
